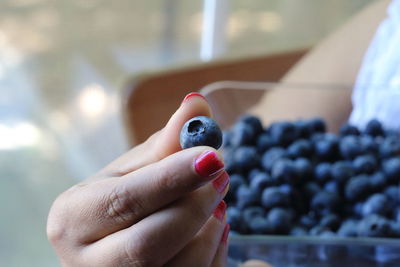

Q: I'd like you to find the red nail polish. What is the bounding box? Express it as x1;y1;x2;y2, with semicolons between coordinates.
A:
213;200;227;222
212;171;229;193
195;151;224;177
221;224;230;244
181;92;206;104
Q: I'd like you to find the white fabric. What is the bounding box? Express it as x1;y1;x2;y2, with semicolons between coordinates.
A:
349;0;400;130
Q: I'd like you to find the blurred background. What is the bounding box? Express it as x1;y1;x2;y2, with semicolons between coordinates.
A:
0;0;374;266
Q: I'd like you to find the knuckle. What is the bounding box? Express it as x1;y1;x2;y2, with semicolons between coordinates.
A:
46;194;70;245
106;185;145;224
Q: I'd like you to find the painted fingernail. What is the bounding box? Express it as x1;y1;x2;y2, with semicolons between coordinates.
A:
212;171;229;193
181;92;206;105
213;200;227;222
195;151;224;177
221;224;230;244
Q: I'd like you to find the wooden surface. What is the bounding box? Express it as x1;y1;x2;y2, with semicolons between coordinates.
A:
123;49;309;146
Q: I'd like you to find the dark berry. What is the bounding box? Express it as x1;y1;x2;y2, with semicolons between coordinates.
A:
339;136;363;159
339;123;360;136
299;214;318;229
225;174;246;203
331;161;354;184
287;139;313;158
307;117;326;133
357;215;391;237
256;133;274;153
290;226;308;236
324;181;341;195
233;146;260;172
379;136;400;158
236;185;260;209
180;116;222;149
250;172;274;192
382;157;400;183
309;225;330;236
261;147;287;171
269;121;298;146
231;122;256;147
352;154;377;174
293;158;313;180
242;206;265;226
364;119;384;137
362;194;390;217
369;172;387;191
267;208;292;234
271;159;298;184
314;162;332;184
337;220;359;237
227;206;246;233
314;135;338;161
261;187;290;209
345;175;371;201
248;217;272;234
311;191;341;215
238;115;263;135
319;214;341;231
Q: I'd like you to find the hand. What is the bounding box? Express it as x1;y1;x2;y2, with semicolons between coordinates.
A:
47;93;230;267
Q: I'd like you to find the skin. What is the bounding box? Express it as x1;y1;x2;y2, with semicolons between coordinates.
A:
47;95;229;267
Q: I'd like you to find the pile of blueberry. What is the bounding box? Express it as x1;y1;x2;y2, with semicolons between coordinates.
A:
223;115;400;238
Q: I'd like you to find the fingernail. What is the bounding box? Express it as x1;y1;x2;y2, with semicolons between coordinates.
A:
221;224;230;244
213;200;227;222
181;92;206;105
212;171;229;193
195;151;224;177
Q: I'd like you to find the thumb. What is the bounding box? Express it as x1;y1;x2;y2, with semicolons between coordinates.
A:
99;93;212;177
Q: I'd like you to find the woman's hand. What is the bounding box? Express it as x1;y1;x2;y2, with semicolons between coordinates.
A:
47;93;230;267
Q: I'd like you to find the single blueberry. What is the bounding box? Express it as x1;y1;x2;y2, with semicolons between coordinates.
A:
230;121;256;147
379;136;400;158
319;214;341;231
364;119;384;137
287;139;313;158
382;157;400;184
269;121;298;146
369;172;387;192
339;123;360;136
261;187;290;210
242;206;265;226
309;225;330;236
314;136;338;161
248;216;272;234
307;117;326;133
271;158;298;184
390;222;400;237
222;130;232;147
250;172;275;193
311;191;341;215
294;119;311;138
339;136;363;159
238;114;264;136
233;146;260;172
293;158;313;181
362;194;390;217
267;208;293;234
314;162;332;184
384;186;400;204
225;174;246;203
180;116;222;149
331;161;354;184
236;185;260;209
290;226;308;236
345;175;371;201
337;219;359;237
261;147;287;171
227;206;247;233
353;154;377;174
299;214;318;229
256;133;275;153
357;215;391;237
324;180;341;195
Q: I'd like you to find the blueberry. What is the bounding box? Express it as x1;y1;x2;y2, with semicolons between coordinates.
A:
394;208;400;222
248;217;272;234
256;133;274;153
364;119;384;137
271;159;298;184
233;146;260;172
290;226;308;236
222;147;236;173
231;121;256;147
384;186;400;204
236;185;260;209
238;114;263;135
311;191;341;216
180;116;222;149
261;187;290;209
339;136;363;159
307;117;326;133
345;175;371;201
390;222;400;237
267;208;292;234
269;121;298;146
242;206;265;226
299;214;318;229
339;123;360;136
369;172;387;192
261;147;287;171
225;174;246;203
248;168;262;181
294;119;311;138
314;135;338;161
309;225;330;236
303;182;322;199
382;157;400;183
319;214;341;231
250;172;274;192
380;136;400;158
357;215;391;237
222;130;232;147
324;181;341;195
362;194;390;217
293;158;313;181
359;135;379;155
227;206;246;233
337;219;359;237
331;161;354;184
314;162;332;184
353;154;377;174
287;139;313;158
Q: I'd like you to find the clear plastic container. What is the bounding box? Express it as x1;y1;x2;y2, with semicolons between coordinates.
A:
200;81;400;266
